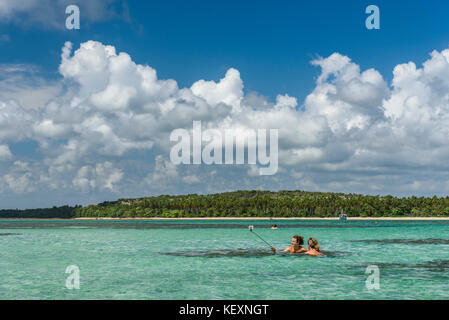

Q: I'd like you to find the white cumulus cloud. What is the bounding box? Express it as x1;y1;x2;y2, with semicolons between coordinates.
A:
1;40;449;205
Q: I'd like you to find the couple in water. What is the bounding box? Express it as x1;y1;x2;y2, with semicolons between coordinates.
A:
270;235;323;256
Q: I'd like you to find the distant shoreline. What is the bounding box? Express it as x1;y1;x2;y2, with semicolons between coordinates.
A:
1;217;449;221
72;217;449;221
4;190;449;220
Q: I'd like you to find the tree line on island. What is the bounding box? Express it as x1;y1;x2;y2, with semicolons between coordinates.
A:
2;190;449;219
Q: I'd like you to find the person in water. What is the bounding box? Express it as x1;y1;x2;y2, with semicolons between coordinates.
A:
305;237;323;256
270;235;306;254
271;224;278;230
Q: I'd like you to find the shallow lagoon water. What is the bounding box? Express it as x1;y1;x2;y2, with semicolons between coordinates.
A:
1;219;449;299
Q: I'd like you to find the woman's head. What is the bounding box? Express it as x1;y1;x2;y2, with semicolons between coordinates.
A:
292;235;304;246
308;237;320;251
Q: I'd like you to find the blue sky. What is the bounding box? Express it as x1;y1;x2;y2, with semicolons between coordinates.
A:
2;1;446;99
1;0;449;208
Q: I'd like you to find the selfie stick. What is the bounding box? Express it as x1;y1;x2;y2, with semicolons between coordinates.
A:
248;225;273;248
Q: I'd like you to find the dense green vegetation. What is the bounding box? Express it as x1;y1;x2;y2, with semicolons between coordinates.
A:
0;205;78;218
2;190;449;218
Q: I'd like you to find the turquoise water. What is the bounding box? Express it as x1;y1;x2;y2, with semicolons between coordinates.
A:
1;219;449;300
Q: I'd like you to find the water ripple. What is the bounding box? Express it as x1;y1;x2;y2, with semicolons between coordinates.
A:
350;238;449;245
